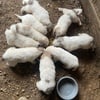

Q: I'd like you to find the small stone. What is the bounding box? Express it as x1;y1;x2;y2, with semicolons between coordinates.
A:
50;5;53;8
3;72;7;76
47;3;50;7
34;92;37;95
0;88;6;92
16;92;19;96
34;74;37;77
18;97;28;100
62;1;64;3
0;1;2;5
12;88;15;91
26;95;30;99
16;87;19;90
21;89;25;93
79;67;85;74
4;80;8;84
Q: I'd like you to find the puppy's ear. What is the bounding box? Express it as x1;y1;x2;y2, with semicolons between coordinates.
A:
58;37;63;43
16;24;19;33
15;14;22;21
28;0;34;5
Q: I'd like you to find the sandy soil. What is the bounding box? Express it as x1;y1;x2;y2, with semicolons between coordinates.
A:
0;0;100;100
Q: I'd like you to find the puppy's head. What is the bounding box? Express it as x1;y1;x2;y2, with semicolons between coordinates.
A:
73;8;82;16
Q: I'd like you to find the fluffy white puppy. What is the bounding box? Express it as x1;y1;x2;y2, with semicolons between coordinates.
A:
46;46;79;69
15;14;47;35
36;51;56;94
5;29;40;48
53;33;94;51
10;23;49;47
2;47;44;67
53;15;72;37
21;0;52;28
53;8;82;37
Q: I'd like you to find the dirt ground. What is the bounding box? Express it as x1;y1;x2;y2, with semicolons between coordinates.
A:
0;0;100;100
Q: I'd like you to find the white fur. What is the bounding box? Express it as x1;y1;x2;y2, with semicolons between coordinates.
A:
53;8;82;37
11;23;49;47
2;47;43;67
22;0;29;5
5;29;40;48
36;80;55;95
22;0;34;5
21;0;52;28
36;51;56;94
53;33;94;51
18;97;28;100
46;46;79;69
15;14;47;35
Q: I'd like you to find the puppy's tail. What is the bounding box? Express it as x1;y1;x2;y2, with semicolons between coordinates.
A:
58;8;64;12
15;14;22;20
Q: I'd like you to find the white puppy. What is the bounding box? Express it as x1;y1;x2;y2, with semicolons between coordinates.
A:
36;51;56;94
21;0;52;28
46;46;79;69
53;33;94;51
53;8;82;37
15;14;47;35
5;29;40;48
2;47;44;67
10;23;49;47
53;15;72;37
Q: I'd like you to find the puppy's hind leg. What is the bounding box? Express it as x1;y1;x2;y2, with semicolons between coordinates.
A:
77;17;82;26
